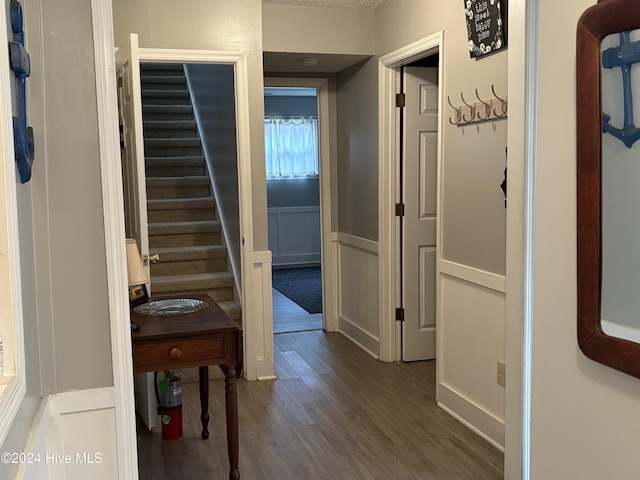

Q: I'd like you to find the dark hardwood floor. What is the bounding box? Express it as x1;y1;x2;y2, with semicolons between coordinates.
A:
136;330;504;479
272;287;322;334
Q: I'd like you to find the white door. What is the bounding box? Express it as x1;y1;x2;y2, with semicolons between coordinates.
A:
116;33;150;281
116;33;157;431
402;66;438;361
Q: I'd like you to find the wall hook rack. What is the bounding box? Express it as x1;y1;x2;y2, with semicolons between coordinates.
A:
448;84;507;127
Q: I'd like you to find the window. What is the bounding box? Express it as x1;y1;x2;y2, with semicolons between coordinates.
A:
264;116;318;178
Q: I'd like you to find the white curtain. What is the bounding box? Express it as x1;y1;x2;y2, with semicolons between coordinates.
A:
264;116;318;178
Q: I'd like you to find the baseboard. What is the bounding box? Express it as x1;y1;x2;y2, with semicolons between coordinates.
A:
438;382;505;451
338;316;380;359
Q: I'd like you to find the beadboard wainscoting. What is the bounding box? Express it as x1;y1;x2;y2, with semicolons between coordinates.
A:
268;206;321;267
335;233;380;357
19;388;119;480
438;260;506;450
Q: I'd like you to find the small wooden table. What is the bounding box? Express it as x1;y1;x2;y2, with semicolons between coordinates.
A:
131;293;241;480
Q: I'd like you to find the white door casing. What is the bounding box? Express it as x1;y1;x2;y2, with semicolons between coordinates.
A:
402;66;439;361
116;33;151;284
115;33;158;432
264;77;337;332
377;31;444;363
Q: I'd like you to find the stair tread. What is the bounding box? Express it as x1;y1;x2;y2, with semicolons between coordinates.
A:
141;75;186;82
143;105;193;112
147;176;209;186
145;156;205;163
151;244;226;255
148;219;220;231
147;197;214;210
142;90;189;97
144;137;200;145
151;271;233;286
144;120;197;129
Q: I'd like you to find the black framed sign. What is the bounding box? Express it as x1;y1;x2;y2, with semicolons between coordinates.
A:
464;0;506;58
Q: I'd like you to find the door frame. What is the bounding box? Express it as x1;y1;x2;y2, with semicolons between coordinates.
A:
378;31;444;364
128;46;263;379
93;5;266;475
263;77;337;332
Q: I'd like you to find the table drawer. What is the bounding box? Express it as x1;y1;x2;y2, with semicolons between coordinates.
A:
133;337;226;372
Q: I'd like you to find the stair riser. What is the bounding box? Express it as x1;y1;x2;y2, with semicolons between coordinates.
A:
149;232;221;248
147;208;215;223
141;82;186;91
143;112;193;121
146;185;210;199
151;285;234;302
145;146;202;157
142;97;190;106
143;128;198;139
146;165;206;177
151;258;227;276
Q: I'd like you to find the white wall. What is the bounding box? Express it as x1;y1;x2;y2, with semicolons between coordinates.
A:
529;0;640;478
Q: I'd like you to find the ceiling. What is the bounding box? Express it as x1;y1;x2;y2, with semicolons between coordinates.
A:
262;0;380;73
263;52;371;74
262;0;386;8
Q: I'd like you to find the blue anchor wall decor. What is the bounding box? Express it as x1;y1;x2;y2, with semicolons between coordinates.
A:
602;31;640;149
9;0;34;183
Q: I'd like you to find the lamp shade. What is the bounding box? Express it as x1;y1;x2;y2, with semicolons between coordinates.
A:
126;238;148;286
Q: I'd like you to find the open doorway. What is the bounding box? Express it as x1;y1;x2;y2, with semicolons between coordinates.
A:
264;86;323;334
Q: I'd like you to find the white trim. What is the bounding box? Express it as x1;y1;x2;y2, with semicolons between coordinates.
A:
91;3;138;478
15;396;52;479
439;259;506;294
251;249;274;381
336;232;378;254
126;47;269;380
503;0;537;478
378;31;444;363
139;49;245;64
338;322;380;359
438;383;505;452
0;0;27;448
264;77;337;332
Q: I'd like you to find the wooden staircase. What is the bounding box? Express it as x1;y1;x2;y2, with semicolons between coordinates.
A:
141;63;241;324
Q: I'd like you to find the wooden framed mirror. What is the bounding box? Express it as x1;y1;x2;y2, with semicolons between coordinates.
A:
577;0;640;378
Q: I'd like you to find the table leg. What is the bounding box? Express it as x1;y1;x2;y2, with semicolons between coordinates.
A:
225;365;240;480
199;366;210;440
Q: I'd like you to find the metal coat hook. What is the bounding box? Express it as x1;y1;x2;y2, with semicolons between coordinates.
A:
475;88;491;121
460;92;475;123
491;84;508;118
447;96;461;125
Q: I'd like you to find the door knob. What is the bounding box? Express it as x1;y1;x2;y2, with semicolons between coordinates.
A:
149;254;160;264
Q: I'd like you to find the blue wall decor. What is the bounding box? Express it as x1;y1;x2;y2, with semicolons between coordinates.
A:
602;31;640;149
9;0;34;183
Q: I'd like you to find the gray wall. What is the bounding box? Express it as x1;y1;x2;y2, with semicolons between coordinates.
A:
336;58;379;241
264;96;317;117
184;63;242;290
374;0;507;276
1;0;114;475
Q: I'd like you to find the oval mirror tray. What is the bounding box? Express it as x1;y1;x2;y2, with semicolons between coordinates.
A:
134;298;209;316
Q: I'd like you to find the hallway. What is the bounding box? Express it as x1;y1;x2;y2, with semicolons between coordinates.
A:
136;330;503;479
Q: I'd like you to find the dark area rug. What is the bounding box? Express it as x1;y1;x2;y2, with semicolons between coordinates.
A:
272;267;322;314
